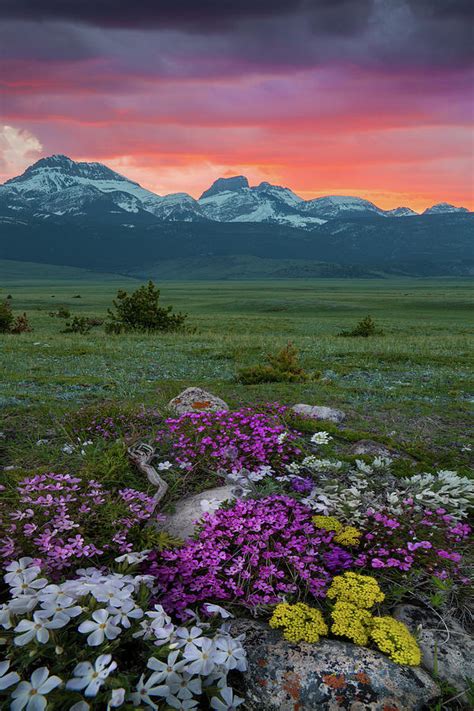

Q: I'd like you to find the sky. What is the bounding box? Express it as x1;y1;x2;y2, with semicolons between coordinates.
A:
0;0;473;211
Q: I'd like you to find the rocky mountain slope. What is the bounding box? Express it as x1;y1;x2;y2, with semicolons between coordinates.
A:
2;155;469;229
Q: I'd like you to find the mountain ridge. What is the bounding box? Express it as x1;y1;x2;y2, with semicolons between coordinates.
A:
2;155;469;229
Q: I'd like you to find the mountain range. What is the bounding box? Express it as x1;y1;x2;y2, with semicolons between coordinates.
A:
0;155;472;279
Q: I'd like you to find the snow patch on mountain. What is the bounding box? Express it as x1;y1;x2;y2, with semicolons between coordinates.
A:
423;202;469;215
385;207;418;217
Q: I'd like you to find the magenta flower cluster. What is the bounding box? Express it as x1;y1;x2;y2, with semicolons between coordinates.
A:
155;404;300;472
147;495;353;616
0;473;162;572
355;504;471;581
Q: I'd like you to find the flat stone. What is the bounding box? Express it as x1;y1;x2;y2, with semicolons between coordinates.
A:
231;619;439;711
393;604;474;695
292;403;346;424
168;387;229;416
159;485;236;539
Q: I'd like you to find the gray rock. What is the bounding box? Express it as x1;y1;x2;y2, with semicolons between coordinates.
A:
159;485;236;539
393;604;474;695
349;440;397;458
168;387;229;416
292;403;346;424
231;619;439;711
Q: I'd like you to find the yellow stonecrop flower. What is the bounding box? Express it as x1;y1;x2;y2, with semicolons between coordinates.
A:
270;602;328;644
369;617;421;666
312;517;361;547
311;515;343;532
333;526;362;547
327;572;385;609
330;600;372;645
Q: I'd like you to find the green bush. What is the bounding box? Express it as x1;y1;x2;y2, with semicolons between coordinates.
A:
0;302;32;334
49;306;71;318
61;316;103;334
0;300;14;333
338;315;383;337
237;342;314;384
10;313;32;334
105;280;188;334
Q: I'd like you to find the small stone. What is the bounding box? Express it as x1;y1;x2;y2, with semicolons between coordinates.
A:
292;403;346;424
159;485;236;539
168;387;229;416
393;604;474;695
231;619;439;711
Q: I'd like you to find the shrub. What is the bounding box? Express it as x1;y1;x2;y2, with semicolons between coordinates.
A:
0;558;246;710
10;313;32;334
0;300;14;333
61;316;103;334
0;302;32;334
155;404;301;472
338;315;383;337
237;342;313;384
0;472;162;573
105;281;187;334
49;307;71;319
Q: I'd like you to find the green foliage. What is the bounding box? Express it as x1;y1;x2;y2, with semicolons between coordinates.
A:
49;306;71;318
79;439;149;491
105;280;188;334
61;315;103;334
338;315;383;337
0;300;14;333
136;528;183;551
10;313;32;334
237;341;315;384
0;301;32;333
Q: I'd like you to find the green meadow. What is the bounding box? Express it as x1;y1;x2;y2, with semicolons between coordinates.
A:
0;260;473;474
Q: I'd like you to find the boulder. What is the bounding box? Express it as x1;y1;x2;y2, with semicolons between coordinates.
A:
393;604;474;695
159;485;236;539
292;403;346;424
231;619;439;711
168;387;229;416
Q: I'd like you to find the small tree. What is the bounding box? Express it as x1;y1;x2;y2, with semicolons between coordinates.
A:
0;300;14;333
105;281;187;334
11;313;32;334
237;342;315;384
338;315;383;337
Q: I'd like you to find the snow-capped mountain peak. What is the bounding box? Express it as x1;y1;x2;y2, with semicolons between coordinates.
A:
301;195;385;219
385;206;418;217
199;176;249;200
3;154;207;220
423;202;469;215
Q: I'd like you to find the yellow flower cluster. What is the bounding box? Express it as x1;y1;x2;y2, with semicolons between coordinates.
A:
312;515;342;532
331;601;372;645
333;526;361;546
326;572;420;666
269;602;328;643
312;516;361;546
369;617;421;666
327;572;385;609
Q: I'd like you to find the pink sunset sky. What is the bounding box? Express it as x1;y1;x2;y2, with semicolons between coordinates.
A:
0;0;473;211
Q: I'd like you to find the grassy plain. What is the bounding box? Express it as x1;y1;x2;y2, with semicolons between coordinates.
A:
0;261;473;476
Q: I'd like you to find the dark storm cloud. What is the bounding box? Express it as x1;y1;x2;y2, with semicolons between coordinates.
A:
0;0;366;31
0;1;472;68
